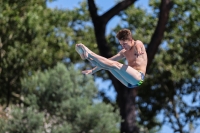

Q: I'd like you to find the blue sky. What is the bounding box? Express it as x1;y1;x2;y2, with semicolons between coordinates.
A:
47;1;199;133
47;0;151;35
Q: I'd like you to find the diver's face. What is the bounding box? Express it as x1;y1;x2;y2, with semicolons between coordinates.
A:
119;39;132;50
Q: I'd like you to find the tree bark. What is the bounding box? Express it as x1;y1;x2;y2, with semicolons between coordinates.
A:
88;0;172;132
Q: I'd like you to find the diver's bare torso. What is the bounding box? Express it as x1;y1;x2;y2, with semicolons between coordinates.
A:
121;40;148;75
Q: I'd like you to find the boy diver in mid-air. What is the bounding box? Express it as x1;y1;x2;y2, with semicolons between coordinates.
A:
76;29;147;88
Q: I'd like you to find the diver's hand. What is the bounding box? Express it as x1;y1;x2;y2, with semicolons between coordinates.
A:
82;69;93;75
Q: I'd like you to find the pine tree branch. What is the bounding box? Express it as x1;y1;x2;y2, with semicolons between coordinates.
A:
88;0;136;24
11;93;29;107
172;100;183;133
87;0;99;22
101;0;136;24
146;0;173;72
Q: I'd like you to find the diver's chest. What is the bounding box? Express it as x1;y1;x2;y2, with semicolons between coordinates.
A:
124;50;137;60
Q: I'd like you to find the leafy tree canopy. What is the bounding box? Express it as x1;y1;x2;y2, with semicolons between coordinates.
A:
0;63;121;133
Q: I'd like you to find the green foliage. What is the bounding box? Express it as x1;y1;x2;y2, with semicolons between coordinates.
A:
0;63;120;133
0;0;69;105
2;107;45;133
0;0;97;106
22;63;97;115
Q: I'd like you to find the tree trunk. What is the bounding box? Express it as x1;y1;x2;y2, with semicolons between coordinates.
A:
108;72;139;133
118;85;139;133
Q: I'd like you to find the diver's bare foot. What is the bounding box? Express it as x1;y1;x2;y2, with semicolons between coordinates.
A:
75;44;85;59
77;44;92;59
78;44;93;59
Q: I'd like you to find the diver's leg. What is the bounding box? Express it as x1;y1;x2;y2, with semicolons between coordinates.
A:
88;59;130;87
77;44;142;85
